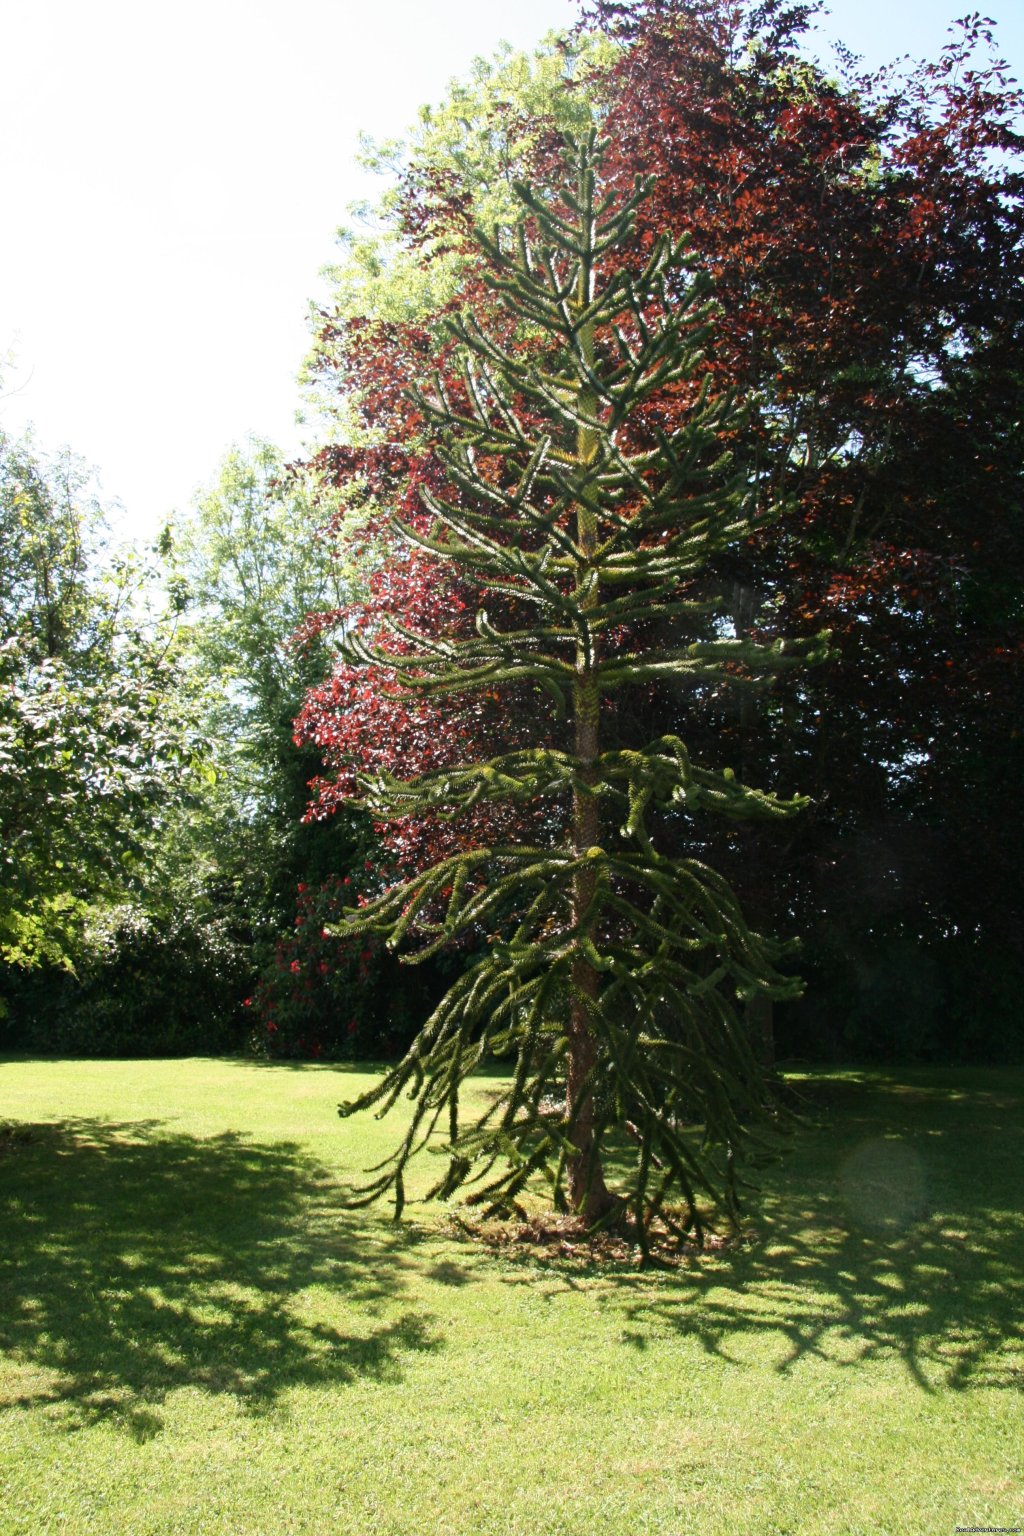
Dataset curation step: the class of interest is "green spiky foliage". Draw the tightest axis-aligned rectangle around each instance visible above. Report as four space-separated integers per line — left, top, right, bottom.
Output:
333 132 828 1247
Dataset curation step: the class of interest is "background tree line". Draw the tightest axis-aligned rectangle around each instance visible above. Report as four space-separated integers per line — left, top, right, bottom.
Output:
2 0 1020 1065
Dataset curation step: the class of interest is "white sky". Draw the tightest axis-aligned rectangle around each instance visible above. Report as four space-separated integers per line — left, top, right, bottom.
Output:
2 0 1021 544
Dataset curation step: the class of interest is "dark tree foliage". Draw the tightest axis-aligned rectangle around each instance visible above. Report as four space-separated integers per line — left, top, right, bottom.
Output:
585 0 1024 1060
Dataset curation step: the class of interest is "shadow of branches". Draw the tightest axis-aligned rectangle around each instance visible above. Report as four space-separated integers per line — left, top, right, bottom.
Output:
0 1118 440 1436
587 1073 1022 1393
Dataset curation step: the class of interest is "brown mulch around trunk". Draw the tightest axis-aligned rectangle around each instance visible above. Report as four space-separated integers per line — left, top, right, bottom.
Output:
444 1210 749 1268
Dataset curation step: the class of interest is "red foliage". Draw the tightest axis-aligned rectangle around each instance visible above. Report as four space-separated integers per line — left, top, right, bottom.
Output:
584 0 1024 782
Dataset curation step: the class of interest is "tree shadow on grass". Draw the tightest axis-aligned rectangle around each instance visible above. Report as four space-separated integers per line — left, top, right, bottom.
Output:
536 1072 1024 1394
233 1058 379 1073
0 1118 441 1437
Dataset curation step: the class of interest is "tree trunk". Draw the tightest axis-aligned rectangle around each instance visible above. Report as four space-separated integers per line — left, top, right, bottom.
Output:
567 679 613 1222
564 173 613 1225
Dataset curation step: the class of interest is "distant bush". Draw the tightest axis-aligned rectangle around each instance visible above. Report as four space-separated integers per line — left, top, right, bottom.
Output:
0 902 249 1056
778 927 1024 1065
247 878 446 1062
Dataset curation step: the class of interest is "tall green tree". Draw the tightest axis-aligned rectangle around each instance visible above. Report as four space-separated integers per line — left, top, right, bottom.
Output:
0 432 201 971
169 439 354 932
331 135 826 1243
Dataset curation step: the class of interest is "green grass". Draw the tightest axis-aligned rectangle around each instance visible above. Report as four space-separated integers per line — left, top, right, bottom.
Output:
0 1056 1021 1536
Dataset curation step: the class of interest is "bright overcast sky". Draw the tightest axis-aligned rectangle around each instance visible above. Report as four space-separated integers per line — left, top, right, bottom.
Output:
2 0 1021 544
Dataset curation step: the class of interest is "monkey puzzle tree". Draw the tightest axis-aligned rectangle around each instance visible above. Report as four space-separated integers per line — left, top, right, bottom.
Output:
332 132 826 1243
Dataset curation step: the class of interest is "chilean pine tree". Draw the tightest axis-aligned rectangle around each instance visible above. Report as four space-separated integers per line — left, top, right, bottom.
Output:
332 132 826 1247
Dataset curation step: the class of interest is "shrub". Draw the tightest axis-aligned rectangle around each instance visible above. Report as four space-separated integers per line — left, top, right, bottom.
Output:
248 878 445 1061
1 902 248 1057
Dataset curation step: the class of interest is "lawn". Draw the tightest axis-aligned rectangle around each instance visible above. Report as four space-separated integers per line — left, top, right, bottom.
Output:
0 1056 1020 1536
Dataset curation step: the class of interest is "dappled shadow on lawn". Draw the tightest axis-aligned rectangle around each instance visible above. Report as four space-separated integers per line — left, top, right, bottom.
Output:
0 1118 440 1436
534 1073 1023 1395
234 1057 519 1079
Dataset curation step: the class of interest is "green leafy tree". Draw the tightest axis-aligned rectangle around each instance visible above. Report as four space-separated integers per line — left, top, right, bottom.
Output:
331 134 826 1244
168 439 355 933
0 432 202 971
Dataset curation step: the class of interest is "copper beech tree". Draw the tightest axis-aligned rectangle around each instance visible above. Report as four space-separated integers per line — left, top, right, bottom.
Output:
323 134 826 1244
587 0 1024 1054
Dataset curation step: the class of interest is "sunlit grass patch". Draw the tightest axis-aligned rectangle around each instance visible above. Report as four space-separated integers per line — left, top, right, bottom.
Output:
0 1055 1020 1536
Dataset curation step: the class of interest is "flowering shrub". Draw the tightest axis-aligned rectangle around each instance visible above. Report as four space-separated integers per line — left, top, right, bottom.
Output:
248 877 430 1060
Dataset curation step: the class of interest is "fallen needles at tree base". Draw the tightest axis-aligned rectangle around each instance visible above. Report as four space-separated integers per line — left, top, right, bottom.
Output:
443 1208 753 1267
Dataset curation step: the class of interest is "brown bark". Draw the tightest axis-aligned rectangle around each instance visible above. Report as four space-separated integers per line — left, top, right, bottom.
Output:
563 159 614 1225
567 691 613 1222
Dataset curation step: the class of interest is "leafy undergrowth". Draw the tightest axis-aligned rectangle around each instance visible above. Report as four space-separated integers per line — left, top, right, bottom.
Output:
0 1056 1020 1536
